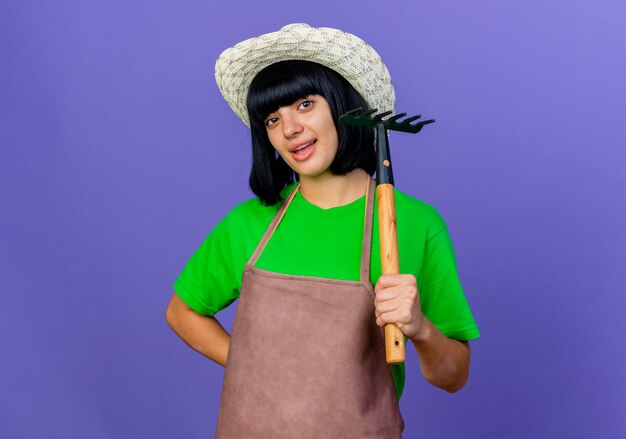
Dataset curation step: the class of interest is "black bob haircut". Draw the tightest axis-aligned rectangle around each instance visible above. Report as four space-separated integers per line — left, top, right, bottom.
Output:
246 60 375 206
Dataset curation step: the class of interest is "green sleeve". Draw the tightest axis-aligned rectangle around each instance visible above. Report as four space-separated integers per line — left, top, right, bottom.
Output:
419 224 480 340
173 214 240 316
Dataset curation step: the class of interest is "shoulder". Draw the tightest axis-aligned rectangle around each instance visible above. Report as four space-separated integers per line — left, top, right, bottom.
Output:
215 183 298 247
225 183 297 225
226 196 276 224
393 188 447 238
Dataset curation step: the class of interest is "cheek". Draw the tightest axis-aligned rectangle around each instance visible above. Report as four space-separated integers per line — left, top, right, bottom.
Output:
266 135 291 163
325 120 339 151
328 130 339 153
266 132 281 152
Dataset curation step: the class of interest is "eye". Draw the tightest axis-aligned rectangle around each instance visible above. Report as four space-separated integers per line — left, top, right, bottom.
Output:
264 116 278 127
298 99 313 110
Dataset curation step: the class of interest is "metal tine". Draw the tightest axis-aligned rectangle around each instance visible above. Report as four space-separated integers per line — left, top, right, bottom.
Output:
387 112 432 132
340 108 392 128
342 108 394 122
386 113 422 127
372 110 394 122
340 108 379 127
399 114 423 124
387 113 408 123
388 117 435 134
341 108 435 133
341 107 366 118
357 109 378 118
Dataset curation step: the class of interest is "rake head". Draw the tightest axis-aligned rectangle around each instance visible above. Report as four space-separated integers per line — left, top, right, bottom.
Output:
339 108 435 134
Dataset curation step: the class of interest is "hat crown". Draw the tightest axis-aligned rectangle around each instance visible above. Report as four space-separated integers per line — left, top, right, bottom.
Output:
280 23 311 31
214 23 395 127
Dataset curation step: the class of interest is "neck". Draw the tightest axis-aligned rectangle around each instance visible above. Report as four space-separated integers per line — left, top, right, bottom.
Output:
298 169 371 209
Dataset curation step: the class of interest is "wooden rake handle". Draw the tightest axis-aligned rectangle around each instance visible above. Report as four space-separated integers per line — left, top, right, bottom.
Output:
377 183 406 364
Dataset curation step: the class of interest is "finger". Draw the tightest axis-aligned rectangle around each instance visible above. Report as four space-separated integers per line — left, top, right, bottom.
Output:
375 284 419 306
377 311 404 327
374 286 403 304
375 298 401 315
374 274 405 291
375 273 416 292
376 308 413 327
375 297 417 325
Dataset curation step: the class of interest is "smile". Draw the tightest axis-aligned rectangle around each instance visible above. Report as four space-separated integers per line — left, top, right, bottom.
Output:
290 140 316 161
289 140 316 152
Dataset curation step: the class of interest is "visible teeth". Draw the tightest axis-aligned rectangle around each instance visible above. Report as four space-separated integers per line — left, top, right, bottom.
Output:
293 142 312 152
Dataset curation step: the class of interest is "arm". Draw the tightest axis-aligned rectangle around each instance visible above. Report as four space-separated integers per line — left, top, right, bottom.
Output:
408 317 470 393
374 274 470 393
165 292 231 367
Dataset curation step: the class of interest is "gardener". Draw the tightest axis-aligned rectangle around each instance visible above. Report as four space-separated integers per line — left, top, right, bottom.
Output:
166 23 479 438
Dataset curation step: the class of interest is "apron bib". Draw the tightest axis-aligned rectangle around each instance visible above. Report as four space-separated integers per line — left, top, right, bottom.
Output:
216 178 404 438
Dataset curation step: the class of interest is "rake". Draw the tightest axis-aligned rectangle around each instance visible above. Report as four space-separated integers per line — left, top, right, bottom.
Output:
339 108 435 364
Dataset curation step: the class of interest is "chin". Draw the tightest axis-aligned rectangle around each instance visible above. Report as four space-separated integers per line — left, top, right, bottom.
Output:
295 166 333 179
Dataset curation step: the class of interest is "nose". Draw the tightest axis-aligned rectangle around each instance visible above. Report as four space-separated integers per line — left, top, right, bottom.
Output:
281 113 303 138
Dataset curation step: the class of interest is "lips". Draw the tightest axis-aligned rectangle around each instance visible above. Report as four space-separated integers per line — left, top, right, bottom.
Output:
290 140 316 161
289 140 316 152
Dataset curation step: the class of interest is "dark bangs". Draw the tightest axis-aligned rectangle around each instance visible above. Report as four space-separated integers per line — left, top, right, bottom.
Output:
247 60 337 125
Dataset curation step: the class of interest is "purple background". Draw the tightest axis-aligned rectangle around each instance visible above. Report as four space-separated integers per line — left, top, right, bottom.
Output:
2 1 625 438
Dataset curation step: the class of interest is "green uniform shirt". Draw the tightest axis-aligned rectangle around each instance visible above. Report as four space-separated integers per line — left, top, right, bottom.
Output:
175 183 480 399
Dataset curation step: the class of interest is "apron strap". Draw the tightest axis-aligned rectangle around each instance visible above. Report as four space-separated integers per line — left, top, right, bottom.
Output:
360 177 376 283
248 183 301 267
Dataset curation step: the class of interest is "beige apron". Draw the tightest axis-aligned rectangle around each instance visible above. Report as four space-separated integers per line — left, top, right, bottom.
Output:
216 178 404 438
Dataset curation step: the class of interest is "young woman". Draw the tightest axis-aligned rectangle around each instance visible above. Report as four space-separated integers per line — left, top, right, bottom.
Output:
166 24 479 438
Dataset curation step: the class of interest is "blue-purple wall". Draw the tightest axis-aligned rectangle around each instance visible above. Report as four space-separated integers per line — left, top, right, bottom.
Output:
2 1 625 437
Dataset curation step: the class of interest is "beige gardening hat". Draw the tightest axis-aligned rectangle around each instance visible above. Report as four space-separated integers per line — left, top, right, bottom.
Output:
214 23 396 127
